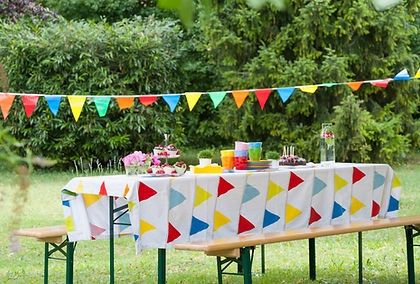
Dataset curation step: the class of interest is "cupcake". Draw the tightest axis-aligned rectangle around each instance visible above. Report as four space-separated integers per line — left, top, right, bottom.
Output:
163 164 176 175
174 161 187 174
165 144 178 156
151 165 163 174
154 145 165 156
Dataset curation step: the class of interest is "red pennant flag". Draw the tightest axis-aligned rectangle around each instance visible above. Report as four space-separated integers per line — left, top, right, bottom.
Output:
99 181 108 196
370 78 391 88
238 215 255 234
21 95 39 118
231 90 249 109
371 200 380 218
352 167 366 184
309 207 321 226
167 222 181 243
0 94 15 119
288 172 304 191
218 177 235 197
116 97 135 109
347 82 364 91
138 182 157 202
254 89 272 110
139 96 157 107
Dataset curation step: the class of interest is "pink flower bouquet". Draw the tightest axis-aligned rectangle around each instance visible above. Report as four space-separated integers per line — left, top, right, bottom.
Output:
122 151 155 175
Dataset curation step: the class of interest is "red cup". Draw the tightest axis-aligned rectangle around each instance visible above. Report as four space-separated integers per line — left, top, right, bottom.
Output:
234 156 248 170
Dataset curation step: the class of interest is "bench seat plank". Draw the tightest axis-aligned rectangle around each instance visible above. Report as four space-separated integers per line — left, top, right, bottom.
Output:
175 215 420 254
14 225 67 243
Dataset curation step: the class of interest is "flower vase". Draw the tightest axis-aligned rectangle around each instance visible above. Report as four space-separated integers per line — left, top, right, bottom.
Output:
320 123 335 165
138 161 151 174
125 164 138 175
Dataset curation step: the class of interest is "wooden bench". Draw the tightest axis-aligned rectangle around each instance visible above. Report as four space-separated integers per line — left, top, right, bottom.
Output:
14 225 75 284
175 215 420 284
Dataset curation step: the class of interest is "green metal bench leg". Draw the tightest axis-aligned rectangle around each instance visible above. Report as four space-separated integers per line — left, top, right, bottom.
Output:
44 242 49 284
241 247 252 284
261 245 265 274
109 197 114 284
65 242 74 284
309 238 315 280
358 232 363 284
405 226 415 284
217 256 223 284
158 248 166 284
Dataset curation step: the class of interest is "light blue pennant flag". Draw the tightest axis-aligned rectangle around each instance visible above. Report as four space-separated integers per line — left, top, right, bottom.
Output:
209 92 227 108
393 69 410 80
162 95 181 112
276 87 295 103
45 95 62 116
92 97 111 117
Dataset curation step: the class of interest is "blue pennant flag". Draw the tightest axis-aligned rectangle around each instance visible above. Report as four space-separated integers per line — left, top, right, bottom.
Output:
162 95 181 112
393 69 410 81
45 95 62 116
276 88 295 103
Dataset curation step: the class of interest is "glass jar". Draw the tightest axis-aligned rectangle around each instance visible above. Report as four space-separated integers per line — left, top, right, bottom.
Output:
320 123 335 165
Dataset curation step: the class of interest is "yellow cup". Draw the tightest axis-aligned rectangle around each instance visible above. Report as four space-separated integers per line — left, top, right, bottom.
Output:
220 150 234 157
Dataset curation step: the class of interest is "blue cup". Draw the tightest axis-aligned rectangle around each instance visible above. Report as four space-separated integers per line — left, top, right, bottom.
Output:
234 150 248 157
248 142 262 149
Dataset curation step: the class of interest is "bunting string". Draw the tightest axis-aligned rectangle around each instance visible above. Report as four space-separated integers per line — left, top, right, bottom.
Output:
0 68 418 121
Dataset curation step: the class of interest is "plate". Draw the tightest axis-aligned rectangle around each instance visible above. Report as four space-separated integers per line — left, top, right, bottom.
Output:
147 172 185 177
156 154 180 159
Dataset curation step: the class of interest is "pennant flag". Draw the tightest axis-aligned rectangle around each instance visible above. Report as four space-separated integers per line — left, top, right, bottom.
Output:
99 181 108 195
332 201 346 219
263 210 280 228
373 171 385 190
370 79 391 88
214 210 230 231
347 82 364 91
288 172 304 191
169 188 186 209
218 177 235 197
167 222 181 243
92 97 111 117
387 196 399 212
190 216 209 235
350 197 366 215
285 204 302 223
238 215 255 234
371 200 380 217
352 167 366 184
140 219 157 236
231 90 249 109
242 184 260 204
299 85 318 93
90 223 106 237
185 92 202 111
65 216 75 232
118 211 131 232
209 92 226 108
123 184 130 197
45 95 62 116
116 97 135 109
139 96 157 106
62 200 70 207
254 89 272 110
309 207 321 225
321 83 337 87
162 95 180 112
83 193 103 208
138 182 157 202
128 201 136 212
277 88 295 103
0 94 15 119
313 177 327 196
392 175 402 188
334 174 348 192
267 180 284 201
393 69 410 80
21 95 39 118
75 180 84 193
415 68 420 79
195 185 212 207
67 96 86 122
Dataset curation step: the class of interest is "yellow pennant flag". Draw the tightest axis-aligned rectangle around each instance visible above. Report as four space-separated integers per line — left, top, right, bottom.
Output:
299 86 318 94
415 68 420 79
67 96 86 122
185 92 202 111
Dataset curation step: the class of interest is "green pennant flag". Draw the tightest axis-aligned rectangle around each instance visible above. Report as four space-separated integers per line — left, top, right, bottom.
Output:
92 97 111 117
209 92 226 109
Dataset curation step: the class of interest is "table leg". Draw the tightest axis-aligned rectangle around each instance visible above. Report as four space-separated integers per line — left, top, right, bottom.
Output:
405 226 415 284
241 247 252 284
109 197 114 284
44 242 49 284
158 248 166 284
358 232 363 284
309 238 315 280
66 241 74 284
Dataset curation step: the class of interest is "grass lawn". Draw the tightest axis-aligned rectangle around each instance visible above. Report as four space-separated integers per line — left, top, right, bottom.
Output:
0 162 419 283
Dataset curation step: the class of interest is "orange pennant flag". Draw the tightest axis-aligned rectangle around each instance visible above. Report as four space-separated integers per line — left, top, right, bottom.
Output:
347 81 364 91
116 97 135 109
231 90 249 109
254 89 272 110
21 95 39 118
0 94 15 120
139 96 157 107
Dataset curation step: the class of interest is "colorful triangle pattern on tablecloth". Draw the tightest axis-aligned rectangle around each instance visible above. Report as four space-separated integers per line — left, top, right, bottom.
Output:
373 171 385 190
214 210 230 231
238 215 255 234
288 172 304 191
134 234 139 241
392 175 402 188
332 201 345 219
263 209 280 228
285 204 302 223
387 196 399 212
90 223 106 237
138 182 157 202
334 174 348 192
118 211 131 232
371 200 380 217
128 201 136 211
140 219 157 236
267 180 284 201
76 180 84 193
218 177 235 197
62 200 70 207
352 167 366 184
190 216 209 236
123 184 130 197
99 181 108 195
169 188 186 209
167 222 181 243
83 193 103 208
309 207 321 225
65 216 75 232
195 185 212 207
242 184 260 204
350 197 366 215
313 176 326 196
